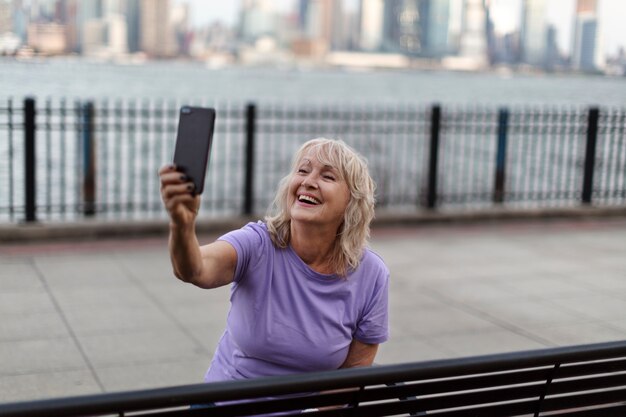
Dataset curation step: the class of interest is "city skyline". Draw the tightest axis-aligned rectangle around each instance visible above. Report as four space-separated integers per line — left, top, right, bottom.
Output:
179 0 625 56
2 0 624 74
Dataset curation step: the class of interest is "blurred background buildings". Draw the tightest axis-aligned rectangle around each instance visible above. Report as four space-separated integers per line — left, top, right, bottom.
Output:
0 0 624 75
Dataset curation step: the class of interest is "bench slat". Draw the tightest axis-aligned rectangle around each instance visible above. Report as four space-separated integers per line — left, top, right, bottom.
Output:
541 388 626 413
548 373 626 396
556 358 626 379
341 396 539 417
540 403 626 417
360 368 552 400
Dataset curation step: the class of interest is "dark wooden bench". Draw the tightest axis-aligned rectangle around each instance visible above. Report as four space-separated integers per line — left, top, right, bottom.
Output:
1 340 626 416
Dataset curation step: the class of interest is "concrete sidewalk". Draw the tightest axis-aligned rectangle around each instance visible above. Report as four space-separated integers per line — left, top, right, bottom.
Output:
1 217 626 403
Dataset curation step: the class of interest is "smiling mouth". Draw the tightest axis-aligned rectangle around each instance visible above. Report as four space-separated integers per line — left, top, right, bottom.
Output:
298 195 322 205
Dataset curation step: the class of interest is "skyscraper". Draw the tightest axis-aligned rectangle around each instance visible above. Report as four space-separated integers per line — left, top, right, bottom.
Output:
298 0 309 31
572 0 603 72
452 0 489 68
302 0 344 51
576 0 598 13
359 0 384 51
140 0 176 58
382 0 425 55
424 0 451 57
126 0 141 53
0 1 12 33
239 0 275 41
520 0 547 67
76 0 102 53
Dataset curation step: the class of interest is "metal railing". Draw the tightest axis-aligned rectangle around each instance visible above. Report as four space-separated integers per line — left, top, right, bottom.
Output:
0 340 625 416
1 97 625 223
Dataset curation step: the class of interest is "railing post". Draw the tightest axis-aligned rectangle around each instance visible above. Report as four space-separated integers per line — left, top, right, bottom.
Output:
582 107 599 205
83 101 96 216
424 104 441 210
494 107 509 204
244 103 256 216
24 97 36 223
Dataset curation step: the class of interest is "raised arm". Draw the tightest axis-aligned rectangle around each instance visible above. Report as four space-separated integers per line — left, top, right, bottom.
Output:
159 164 236 289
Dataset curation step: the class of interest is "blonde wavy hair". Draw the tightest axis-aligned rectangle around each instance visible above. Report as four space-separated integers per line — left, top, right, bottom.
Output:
265 138 376 277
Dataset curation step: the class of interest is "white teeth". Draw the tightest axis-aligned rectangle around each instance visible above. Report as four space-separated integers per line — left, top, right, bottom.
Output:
298 195 321 205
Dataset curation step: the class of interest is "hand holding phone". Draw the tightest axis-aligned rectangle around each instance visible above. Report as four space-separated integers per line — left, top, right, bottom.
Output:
172 106 216 195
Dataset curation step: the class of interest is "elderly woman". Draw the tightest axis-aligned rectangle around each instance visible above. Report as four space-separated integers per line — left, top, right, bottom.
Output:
159 138 389 383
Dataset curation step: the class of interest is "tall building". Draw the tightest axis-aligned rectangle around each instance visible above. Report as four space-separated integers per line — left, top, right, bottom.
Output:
239 0 276 41
10 0 28 43
424 0 451 57
520 0 548 67
544 24 560 71
126 0 141 52
78 0 129 57
382 0 426 55
76 0 102 53
302 0 344 51
329 0 345 50
454 0 489 67
446 0 464 54
359 0 384 51
59 0 80 53
106 13 128 55
576 0 598 13
27 22 67 54
140 0 176 58
0 1 12 33
171 2 189 55
82 17 106 55
572 0 603 72
298 0 309 32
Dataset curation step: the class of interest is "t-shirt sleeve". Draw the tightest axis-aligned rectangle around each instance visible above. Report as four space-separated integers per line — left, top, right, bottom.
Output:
217 222 266 284
354 264 390 345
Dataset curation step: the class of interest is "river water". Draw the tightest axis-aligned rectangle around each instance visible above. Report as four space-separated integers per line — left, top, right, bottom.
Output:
2 57 626 106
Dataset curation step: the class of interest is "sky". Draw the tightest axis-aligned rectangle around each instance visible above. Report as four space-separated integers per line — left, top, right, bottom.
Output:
178 0 626 56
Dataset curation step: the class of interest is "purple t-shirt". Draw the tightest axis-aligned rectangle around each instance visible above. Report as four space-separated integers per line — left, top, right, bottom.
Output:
204 221 389 382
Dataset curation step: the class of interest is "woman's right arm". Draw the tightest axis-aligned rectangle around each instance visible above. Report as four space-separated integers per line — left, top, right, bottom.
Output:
159 165 237 289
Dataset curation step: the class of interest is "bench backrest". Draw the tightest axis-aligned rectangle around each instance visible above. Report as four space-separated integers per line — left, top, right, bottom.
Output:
1 340 626 416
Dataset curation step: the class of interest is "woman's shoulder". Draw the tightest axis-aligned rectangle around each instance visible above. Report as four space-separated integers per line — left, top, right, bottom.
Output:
242 220 269 234
220 220 271 247
358 247 390 278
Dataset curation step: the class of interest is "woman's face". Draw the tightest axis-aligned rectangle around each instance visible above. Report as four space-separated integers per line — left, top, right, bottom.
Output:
288 151 350 231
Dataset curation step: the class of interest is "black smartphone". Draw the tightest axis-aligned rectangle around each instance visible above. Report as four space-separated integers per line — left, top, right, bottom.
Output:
172 106 216 195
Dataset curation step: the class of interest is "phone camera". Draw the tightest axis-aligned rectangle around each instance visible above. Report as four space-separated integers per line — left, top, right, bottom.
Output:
181 107 192 114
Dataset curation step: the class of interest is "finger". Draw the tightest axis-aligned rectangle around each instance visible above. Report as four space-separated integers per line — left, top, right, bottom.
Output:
158 164 177 175
160 172 190 187
161 182 195 200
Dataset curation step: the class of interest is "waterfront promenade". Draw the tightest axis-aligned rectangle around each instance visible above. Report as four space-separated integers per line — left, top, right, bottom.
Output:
1 216 626 404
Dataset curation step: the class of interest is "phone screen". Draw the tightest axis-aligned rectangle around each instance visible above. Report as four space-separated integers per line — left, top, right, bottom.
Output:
172 106 216 195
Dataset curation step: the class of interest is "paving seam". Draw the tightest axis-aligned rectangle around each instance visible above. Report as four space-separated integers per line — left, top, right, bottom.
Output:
418 287 559 348
0 366 90 378
115 257 213 357
29 258 107 392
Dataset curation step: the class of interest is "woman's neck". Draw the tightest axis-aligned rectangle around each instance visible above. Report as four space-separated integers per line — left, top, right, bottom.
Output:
290 221 337 274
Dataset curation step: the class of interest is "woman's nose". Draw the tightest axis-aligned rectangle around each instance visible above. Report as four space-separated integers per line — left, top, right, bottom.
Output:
301 174 318 188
